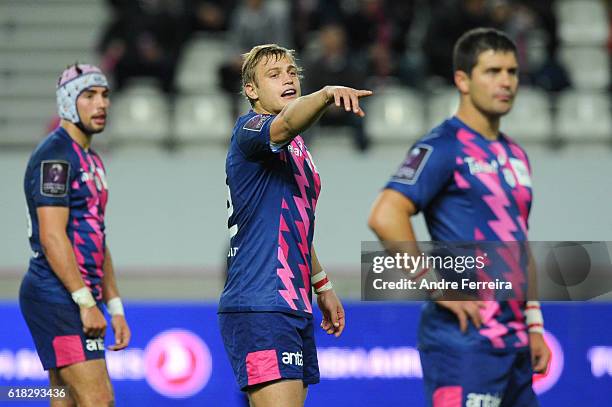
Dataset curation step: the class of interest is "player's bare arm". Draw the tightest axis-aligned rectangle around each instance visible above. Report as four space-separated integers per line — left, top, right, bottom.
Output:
368 189 418 244
102 246 130 351
37 206 106 338
311 246 345 337
368 189 484 332
270 86 372 145
525 247 550 372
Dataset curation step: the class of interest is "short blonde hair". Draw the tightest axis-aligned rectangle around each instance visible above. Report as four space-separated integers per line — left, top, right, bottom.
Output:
241 44 302 106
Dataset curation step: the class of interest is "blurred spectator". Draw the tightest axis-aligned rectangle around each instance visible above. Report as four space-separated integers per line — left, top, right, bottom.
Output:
304 23 370 151
343 0 415 86
185 0 237 33
423 0 570 91
291 0 345 52
496 0 570 91
219 0 292 116
423 0 494 85
98 0 189 94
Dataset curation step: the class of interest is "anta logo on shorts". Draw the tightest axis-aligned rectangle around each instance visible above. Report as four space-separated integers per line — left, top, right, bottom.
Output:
466 392 501 407
85 338 105 351
281 351 303 367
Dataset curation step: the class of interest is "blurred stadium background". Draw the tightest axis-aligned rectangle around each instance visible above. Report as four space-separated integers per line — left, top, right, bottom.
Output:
0 0 611 405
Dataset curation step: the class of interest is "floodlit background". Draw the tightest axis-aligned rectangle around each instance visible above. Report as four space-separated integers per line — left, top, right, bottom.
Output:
0 0 611 406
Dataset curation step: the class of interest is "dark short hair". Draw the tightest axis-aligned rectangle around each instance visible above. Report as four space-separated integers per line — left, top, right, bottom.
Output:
453 28 517 75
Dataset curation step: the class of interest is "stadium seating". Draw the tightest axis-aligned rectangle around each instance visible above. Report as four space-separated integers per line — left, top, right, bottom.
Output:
561 47 610 90
0 0 610 149
174 94 233 144
0 0 107 147
426 87 459 130
108 90 170 144
176 35 228 93
364 86 425 142
556 0 609 46
501 88 553 142
556 91 612 142
0 1 106 25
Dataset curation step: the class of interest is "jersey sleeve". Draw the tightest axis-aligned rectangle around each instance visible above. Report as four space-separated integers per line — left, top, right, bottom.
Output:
385 133 456 212
30 144 77 207
235 113 287 159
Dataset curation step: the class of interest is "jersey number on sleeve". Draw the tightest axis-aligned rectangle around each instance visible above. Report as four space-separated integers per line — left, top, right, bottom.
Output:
226 183 238 239
26 204 33 238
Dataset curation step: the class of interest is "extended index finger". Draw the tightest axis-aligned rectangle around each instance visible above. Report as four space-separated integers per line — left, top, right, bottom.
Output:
356 89 373 98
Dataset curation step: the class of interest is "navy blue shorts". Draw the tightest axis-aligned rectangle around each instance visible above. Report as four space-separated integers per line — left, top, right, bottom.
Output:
19 294 105 370
420 348 538 407
218 312 320 391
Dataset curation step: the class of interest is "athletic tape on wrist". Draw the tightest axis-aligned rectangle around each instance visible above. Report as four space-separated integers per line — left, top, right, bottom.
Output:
71 287 96 308
411 267 442 299
106 297 125 316
525 300 544 333
311 271 333 294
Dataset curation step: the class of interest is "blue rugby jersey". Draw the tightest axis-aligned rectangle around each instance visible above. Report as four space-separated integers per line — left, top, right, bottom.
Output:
386 116 533 351
23 126 108 303
220 111 321 317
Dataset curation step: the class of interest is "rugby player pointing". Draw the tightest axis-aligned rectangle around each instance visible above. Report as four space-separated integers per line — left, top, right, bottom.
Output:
219 44 371 407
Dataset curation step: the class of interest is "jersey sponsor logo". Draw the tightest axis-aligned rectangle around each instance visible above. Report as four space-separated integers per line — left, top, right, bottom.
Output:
509 158 531 187
40 161 70 197
281 351 303 367
25 203 33 239
287 143 304 158
94 167 108 191
464 157 499 175
502 168 516 188
243 114 271 132
466 392 501 407
392 145 432 185
85 338 105 352
80 167 108 192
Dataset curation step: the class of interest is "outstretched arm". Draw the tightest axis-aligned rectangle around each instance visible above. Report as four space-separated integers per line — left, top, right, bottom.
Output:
270 86 372 145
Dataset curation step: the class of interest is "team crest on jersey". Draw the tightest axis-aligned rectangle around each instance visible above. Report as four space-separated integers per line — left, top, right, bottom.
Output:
40 160 70 197
392 145 432 185
243 114 271 132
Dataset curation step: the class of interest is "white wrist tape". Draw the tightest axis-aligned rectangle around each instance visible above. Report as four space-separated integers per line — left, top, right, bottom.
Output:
71 287 96 308
106 297 125 316
311 271 333 294
411 267 442 299
525 301 544 333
